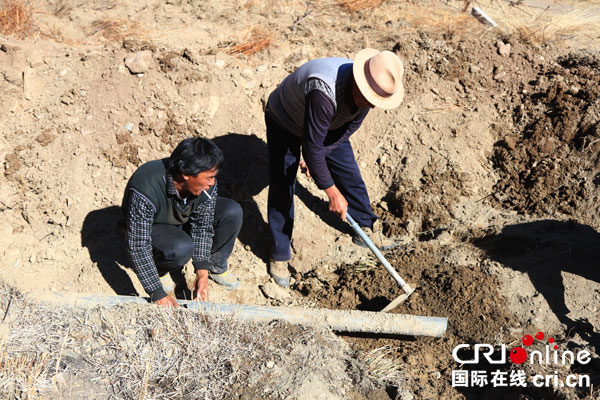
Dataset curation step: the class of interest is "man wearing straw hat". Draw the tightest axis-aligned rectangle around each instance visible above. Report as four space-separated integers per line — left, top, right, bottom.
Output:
265 48 405 287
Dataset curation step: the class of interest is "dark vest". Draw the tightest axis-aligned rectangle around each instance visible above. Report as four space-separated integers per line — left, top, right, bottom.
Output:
266 57 364 137
122 158 215 226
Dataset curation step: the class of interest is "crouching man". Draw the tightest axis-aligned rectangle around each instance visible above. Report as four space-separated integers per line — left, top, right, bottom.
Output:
122 137 243 306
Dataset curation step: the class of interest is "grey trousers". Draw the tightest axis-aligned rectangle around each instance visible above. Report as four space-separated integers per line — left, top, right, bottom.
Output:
150 197 243 275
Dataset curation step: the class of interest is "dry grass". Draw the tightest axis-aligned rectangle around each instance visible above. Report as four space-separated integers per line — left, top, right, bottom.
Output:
331 0 488 38
39 23 68 43
424 0 600 45
353 255 378 272
500 7 600 46
87 18 149 42
340 0 600 45
0 348 52 398
338 0 385 13
363 346 404 387
0 0 35 38
402 7 484 36
228 27 273 56
0 281 379 399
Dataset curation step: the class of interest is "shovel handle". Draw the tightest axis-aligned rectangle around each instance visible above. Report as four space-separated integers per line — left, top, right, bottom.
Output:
346 214 411 293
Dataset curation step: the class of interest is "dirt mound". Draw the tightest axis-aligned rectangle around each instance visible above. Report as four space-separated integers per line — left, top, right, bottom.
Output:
375 33 550 241
297 242 512 341
296 237 599 399
296 241 517 398
379 160 467 240
491 53 600 219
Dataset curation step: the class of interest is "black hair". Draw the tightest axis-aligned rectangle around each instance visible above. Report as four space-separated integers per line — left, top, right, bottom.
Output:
169 137 223 176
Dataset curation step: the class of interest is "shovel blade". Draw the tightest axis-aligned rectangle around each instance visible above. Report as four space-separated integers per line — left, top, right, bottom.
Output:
380 285 416 313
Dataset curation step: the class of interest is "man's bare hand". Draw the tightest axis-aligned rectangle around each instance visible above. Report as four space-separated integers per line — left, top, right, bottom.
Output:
194 270 209 301
156 295 179 307
324 185 348 220
299 159 311 178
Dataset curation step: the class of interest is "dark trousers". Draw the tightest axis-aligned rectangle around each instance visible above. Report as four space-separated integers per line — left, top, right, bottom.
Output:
266 112 377 261
150 197 243 275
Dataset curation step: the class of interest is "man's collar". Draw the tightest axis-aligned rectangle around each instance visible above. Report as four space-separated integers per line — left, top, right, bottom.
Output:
166 171 182 199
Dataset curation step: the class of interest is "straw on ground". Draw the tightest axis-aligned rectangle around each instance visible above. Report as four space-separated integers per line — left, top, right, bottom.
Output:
0 0 35 38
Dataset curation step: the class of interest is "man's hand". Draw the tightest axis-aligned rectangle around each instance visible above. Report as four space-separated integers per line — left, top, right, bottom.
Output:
155 295 179 307
194 270 209 301
299 159 311 178
324 185 348 219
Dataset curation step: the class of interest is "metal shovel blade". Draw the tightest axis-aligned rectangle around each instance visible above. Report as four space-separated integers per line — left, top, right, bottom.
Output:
381 284 416 313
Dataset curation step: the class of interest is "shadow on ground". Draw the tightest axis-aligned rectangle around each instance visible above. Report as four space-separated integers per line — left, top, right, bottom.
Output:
473 219 600 355
81 206 138 296
213 133 348 263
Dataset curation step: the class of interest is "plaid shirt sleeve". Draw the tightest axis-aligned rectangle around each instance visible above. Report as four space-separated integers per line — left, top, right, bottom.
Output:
125 190 167 301
189 181 217 271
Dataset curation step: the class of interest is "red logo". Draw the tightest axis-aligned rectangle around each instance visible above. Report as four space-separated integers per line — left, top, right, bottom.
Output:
509 331 559 364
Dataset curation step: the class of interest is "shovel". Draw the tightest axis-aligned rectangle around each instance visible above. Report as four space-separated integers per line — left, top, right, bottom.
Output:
347 214 415 312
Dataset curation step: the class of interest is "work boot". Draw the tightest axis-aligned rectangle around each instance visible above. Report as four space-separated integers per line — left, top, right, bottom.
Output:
352 220 396 250
269 259 291 288
209 269 240 290
159 273 176 292
160 269 190 298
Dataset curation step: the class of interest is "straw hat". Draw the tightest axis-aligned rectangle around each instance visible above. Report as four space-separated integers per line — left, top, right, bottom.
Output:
353 48 404 110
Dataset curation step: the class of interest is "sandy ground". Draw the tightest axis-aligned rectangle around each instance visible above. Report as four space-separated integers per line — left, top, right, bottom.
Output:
1 0 600 398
